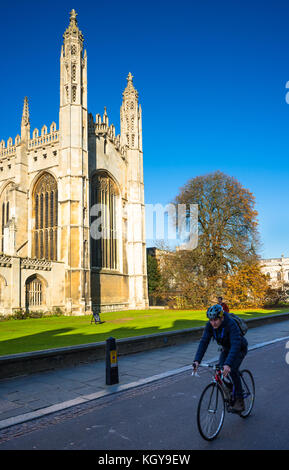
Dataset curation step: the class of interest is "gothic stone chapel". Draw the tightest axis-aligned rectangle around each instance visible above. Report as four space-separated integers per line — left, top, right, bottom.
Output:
0 10 148 315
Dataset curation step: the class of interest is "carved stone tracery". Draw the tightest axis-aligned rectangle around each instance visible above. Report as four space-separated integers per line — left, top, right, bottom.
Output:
91 173 119 270
32 173 58 261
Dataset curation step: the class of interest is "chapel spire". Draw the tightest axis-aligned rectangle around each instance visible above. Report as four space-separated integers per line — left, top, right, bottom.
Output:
70 8 78 25
21 96 30 127
120 73 142 150
122 72 139 101
63 9 84 50
21 96 30 141
60 10 87 107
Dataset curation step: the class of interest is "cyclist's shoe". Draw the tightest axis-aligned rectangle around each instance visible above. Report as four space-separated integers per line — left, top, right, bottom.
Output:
231 398 245 413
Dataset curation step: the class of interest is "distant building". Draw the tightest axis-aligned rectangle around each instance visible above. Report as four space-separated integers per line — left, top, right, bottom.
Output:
147 247 168 269
148 248 289 291
260 255 289 289
147 246 176 276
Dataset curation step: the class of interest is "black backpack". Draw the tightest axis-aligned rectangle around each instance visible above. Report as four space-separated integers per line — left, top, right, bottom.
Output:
228 312 248 336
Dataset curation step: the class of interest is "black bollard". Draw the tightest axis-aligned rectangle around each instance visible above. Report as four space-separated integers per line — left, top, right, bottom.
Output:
106 336 119 385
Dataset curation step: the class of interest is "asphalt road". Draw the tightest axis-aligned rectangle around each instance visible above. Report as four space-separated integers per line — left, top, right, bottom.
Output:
0 339 288 452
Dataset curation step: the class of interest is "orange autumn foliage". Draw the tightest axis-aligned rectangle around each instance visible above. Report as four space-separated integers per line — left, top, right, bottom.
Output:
223 263 269 308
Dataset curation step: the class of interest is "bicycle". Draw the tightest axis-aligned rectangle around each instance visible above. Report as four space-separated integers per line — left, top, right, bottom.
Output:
193 363 255 441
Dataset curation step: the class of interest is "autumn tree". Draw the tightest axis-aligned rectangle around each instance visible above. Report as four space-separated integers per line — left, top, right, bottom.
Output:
157 248 216 308
163 171 261 307
174 171 260 276
223 263 269 308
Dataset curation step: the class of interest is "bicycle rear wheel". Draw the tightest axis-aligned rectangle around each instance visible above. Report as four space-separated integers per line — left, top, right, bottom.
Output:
197 383 225 441
239 369 255 418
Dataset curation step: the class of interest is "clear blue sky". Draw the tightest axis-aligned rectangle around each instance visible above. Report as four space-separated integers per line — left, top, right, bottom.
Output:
1 0 289 259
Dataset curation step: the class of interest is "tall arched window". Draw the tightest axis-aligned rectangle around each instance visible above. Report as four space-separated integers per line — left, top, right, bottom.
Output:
0 183 13 253
0 276 5 304
90 172 119 270
32 173 58 260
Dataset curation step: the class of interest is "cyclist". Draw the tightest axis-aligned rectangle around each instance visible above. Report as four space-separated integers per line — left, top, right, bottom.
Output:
217 296 229 313
193 304 248 412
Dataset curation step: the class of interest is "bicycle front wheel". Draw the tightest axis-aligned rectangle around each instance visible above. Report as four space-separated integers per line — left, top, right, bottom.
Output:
197 383 225 441
239 369 255 418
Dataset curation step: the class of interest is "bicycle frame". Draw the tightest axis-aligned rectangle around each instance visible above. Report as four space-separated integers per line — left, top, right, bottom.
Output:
196 363 252 407
200 364 229 387
195 364 235 407
213 368 223 385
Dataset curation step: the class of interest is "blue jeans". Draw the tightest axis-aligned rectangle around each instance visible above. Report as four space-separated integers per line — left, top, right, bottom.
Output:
218 348 247 398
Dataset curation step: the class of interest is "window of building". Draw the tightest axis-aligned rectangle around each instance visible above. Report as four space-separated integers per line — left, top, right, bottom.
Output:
25 276 43 309
0 277 3 304
32 173 58 260
0 183 12 253
90 172 119 270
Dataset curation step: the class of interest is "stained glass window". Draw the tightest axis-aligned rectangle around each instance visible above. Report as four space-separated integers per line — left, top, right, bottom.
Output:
90 172 118 270
32 173 58 260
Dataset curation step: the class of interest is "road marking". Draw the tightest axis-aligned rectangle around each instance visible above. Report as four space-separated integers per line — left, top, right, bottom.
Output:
247 336 289 351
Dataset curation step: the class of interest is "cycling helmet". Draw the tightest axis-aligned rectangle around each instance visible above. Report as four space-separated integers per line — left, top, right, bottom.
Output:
207 304 224 320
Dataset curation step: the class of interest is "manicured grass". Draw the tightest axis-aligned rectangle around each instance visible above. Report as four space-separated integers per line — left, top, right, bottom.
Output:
0 307 288 356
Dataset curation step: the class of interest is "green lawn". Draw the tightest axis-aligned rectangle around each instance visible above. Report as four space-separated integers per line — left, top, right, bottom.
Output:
0 307 288 356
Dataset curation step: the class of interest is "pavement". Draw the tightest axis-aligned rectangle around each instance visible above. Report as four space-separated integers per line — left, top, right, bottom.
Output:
0 319 289 431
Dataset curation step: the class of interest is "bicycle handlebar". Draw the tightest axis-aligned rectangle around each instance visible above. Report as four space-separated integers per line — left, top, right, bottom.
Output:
193 363 224 371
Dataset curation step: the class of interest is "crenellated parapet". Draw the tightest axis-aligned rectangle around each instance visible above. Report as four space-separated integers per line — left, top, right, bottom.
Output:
28 122 59 150
0 122 59 158
0 138 17 158
89 110 127 158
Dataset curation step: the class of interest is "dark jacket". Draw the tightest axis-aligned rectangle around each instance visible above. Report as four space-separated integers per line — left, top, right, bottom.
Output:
194 312 248 367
